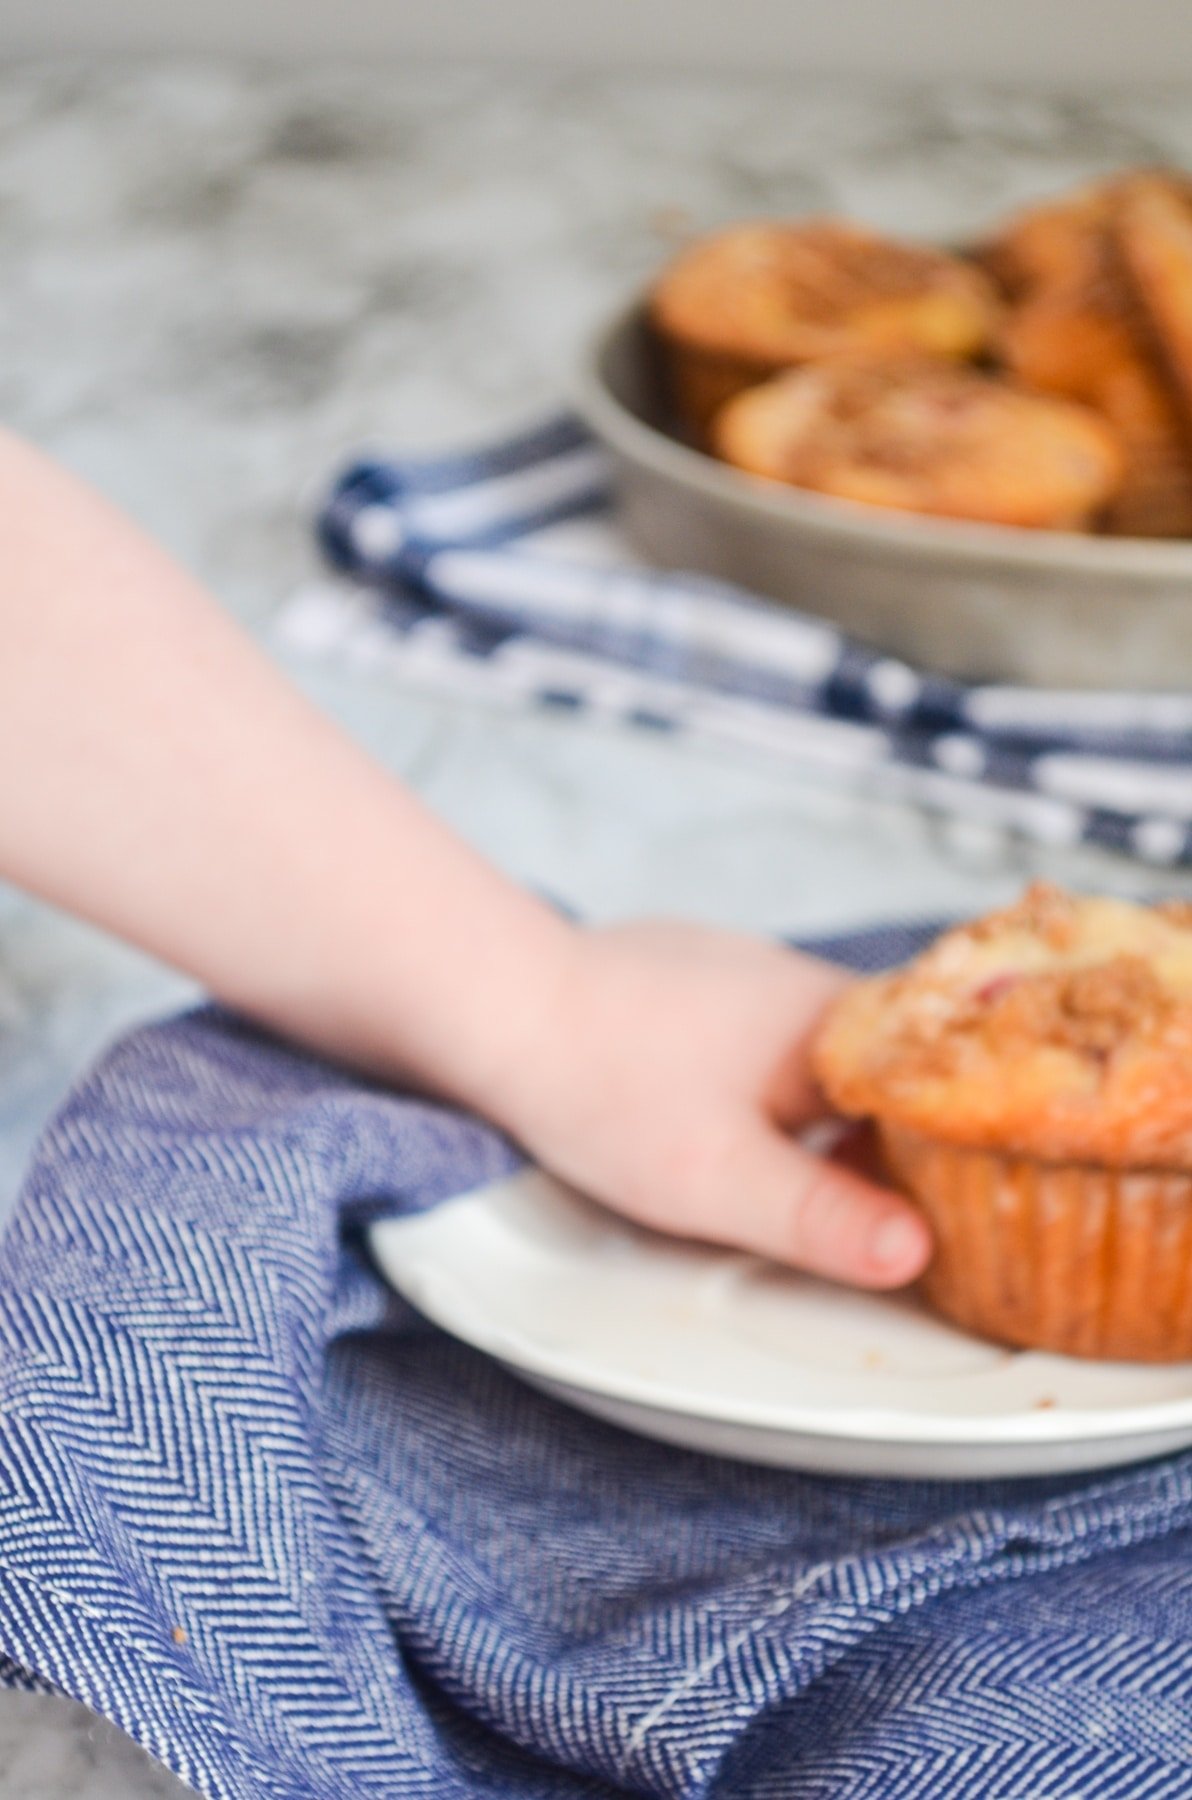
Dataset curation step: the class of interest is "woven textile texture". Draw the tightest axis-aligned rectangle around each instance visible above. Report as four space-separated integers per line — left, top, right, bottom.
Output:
3 927 1192 1797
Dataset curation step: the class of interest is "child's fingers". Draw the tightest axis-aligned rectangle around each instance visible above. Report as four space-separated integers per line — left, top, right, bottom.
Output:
716 1124 932 1288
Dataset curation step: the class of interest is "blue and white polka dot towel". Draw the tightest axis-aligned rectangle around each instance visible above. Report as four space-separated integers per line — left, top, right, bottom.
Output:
294 411 1192 866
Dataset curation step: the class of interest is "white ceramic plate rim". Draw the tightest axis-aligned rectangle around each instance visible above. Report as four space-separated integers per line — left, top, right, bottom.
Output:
369 1172 1192 1453
572 296 1192 578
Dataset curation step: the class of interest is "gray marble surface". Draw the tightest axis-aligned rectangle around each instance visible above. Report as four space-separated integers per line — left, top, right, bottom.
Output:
3 57 1192 1797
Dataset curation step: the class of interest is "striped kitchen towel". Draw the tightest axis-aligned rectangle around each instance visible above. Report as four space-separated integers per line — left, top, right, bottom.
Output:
295 411 1192 866
6 924 1192 1799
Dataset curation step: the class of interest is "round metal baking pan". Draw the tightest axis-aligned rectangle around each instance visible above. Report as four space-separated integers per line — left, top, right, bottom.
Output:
573 299 1192 689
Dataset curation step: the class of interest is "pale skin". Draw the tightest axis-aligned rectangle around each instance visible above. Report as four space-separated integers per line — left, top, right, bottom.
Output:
0 429 930 1288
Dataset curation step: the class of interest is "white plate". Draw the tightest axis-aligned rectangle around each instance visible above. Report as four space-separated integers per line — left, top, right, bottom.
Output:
368 1168 1192 1480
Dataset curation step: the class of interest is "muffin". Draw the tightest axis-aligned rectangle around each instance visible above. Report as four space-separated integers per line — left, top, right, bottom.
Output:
1000 288 1192 537
813 883 1192 1361
711 357 1123 530
649 219 998 441
976 174 1122 301
978 169 1192 300
1115 173 1192 433
985 169 1192 536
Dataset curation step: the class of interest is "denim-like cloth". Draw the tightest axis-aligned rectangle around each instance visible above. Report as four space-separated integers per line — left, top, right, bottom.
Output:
313 413 1192 869
4 926 1192 1798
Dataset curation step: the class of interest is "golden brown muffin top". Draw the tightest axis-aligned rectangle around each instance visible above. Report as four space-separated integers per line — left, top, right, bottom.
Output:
1115 174 1192 427
711 358 1123 530
997 286 1192 537
814 883 1192 1166
649 219 997 368
986 169 1192 538
976 168 1192 302
976 178 1116 301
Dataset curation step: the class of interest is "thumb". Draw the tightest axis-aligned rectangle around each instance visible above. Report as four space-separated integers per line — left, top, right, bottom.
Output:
712 1121 932 1289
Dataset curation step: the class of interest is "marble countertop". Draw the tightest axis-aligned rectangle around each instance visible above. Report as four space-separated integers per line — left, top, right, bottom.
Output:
3 56 1192 1797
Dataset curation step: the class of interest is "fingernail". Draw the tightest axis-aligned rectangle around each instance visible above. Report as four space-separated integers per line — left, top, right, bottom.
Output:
868 1210 926 1275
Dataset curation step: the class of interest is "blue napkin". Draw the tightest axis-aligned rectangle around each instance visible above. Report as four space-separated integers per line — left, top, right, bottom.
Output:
4 925 1192 1800
310 412 1192 869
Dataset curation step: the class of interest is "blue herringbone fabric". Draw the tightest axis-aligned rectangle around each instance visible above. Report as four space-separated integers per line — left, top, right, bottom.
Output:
5 929 1192 1797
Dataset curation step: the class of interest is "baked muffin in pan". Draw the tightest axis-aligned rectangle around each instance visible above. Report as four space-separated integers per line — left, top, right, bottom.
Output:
712 357 1122 530
649 218 998 441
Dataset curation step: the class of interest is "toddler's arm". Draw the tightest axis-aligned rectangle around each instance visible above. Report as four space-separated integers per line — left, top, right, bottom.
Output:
0 429 928 1287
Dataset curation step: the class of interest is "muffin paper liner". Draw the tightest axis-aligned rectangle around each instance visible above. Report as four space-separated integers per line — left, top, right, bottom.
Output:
880 1121 1192 1361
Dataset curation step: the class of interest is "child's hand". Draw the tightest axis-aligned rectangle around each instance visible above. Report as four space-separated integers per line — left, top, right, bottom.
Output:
487 922 932 1289
0 431 927 1294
